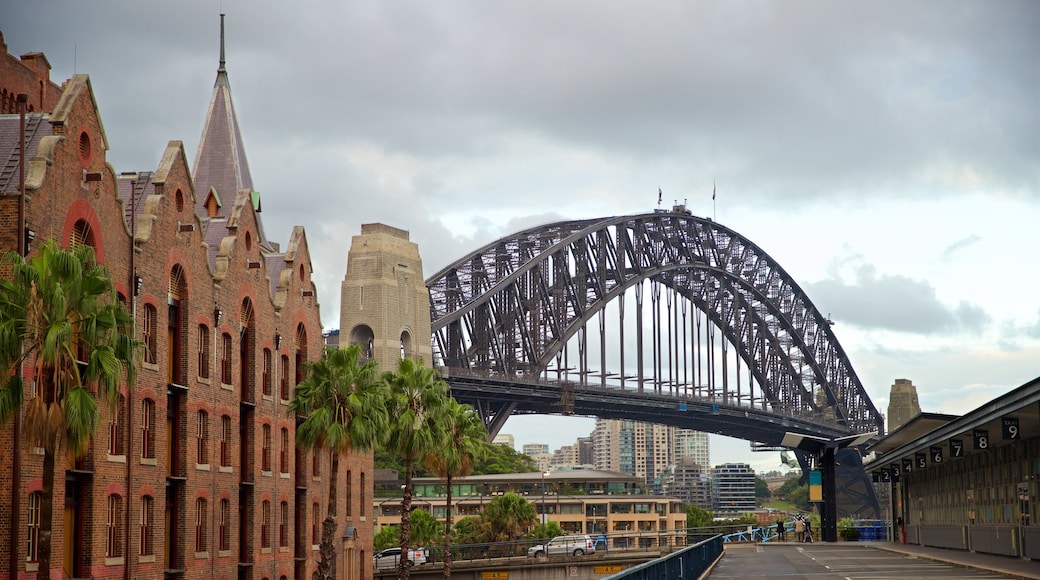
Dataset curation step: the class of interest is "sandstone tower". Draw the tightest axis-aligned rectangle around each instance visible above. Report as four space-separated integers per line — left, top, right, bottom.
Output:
887 378 922 432
340 223 433 369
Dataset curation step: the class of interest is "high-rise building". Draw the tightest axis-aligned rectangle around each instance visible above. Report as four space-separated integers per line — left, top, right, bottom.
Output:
712 463 756 514
593 419 710 487
523 443 550 456
492 433 515 449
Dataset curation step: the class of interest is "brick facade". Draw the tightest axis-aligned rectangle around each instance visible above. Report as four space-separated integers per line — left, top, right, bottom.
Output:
0 31 371 580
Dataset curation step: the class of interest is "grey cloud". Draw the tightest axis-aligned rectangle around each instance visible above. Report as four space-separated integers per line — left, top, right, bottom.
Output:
804 264 990 334
942 235 982 259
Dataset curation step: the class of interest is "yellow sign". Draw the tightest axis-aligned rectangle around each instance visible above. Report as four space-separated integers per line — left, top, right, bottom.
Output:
481 573 509 580
594 565 624 573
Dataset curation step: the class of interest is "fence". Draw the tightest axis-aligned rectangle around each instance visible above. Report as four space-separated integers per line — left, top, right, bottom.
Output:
601 535 723 580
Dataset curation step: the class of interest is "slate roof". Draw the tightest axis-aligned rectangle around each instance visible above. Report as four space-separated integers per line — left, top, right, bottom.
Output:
0 113 53 194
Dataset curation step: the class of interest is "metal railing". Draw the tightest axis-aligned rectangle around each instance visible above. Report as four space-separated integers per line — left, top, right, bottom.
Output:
601 534 723 580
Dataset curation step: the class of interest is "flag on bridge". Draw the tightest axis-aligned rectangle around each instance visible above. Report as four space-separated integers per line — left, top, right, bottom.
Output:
658 187 662 204
712 181 716 201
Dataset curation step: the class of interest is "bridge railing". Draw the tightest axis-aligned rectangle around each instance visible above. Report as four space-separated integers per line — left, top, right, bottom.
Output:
601 534 723 580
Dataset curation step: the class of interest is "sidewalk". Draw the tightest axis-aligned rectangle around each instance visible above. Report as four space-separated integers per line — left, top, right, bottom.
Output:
862 541 1040 580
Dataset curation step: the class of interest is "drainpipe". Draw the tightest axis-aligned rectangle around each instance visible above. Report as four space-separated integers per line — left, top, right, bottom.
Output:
11 92 28 580
125 177 137 580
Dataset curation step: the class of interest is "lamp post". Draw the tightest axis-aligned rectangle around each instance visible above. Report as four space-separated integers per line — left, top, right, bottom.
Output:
541 470 550 525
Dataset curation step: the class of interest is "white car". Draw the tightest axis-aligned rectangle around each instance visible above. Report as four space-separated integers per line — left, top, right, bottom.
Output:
373 547 427 569
527 534 596 558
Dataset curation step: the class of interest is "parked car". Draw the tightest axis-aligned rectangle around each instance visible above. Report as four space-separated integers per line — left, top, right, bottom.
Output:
373 547 428 569
527 534 596 558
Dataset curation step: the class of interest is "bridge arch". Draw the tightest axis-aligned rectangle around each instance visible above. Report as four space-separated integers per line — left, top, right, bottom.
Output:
427 211 883 438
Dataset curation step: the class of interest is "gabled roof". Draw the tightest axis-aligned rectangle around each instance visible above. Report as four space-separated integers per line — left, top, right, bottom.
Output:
0 113 54 194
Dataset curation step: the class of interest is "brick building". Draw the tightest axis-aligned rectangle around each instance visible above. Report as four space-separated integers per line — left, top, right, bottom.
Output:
0 21 371 580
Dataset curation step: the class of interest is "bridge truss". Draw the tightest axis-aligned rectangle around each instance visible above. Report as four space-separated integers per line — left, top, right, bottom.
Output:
427 210 884 444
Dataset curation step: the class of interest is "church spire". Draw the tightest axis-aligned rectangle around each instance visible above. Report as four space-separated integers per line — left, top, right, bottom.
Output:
193 13 258 229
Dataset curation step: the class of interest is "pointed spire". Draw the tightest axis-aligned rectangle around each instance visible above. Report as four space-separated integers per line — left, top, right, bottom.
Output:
219 13 226 74
193 13 258 235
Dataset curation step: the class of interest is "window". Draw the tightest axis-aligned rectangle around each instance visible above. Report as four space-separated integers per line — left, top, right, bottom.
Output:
279 428 289 474
197 411 209 465
312 451 320 478
220 333 232 385
140 496 154 556
109 395 126 456
141 399 156 460
107 494 123 558
219 499 231 552
195 498 208 552
198 325 210 379
279 354 290 400
360 472 366 519
220 415 231 467
346 470 352 517
261 500 271 549
311 502 320 544
143 304 157 364
261 424 271 472
279 501 289 547
262 349 272 396
27 491 41 562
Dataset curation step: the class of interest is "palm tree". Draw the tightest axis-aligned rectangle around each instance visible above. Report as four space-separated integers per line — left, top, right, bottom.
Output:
482 493 537 546
0 241 138 580
425 398 486 579
383 357 447 580
288 344 385 580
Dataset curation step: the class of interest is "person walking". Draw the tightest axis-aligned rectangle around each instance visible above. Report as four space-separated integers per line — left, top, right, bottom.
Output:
776 517 786 542
794 517 804 542
804 518 813 543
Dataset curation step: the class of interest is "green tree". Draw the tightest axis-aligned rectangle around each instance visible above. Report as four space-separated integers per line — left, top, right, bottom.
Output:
482 492 537 543
409 508 443 547
472 442 537 474
425 398 486 579
288 344 385 580
755 476 771 504
686 505 714 528
449 516 483 546
383 358 448 579
0 241 138 580
527 521 564 541
374 524 401 551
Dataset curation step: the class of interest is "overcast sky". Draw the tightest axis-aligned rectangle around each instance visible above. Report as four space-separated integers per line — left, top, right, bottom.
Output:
3 1 1037 473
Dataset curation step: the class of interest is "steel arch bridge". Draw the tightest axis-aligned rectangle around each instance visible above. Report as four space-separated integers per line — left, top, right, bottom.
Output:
426 210 885 513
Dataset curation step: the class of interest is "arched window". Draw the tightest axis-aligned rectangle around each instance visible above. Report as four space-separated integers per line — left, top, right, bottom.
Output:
261 424 271 472
279 501 289 547
221 333 232 384
198 324 211 379
279 354 290 400
70 219 94 248
108 395 126 456
141 399 156 460
262 348 272 396
140 495 155 556
27 491 42 562
197 411 209 466
311 502 320 545
195 498 208 553
143 304 157 365
280 428 289 474
219 499 231 552
261 500 271 549
107 494 123 558
220 415 231 467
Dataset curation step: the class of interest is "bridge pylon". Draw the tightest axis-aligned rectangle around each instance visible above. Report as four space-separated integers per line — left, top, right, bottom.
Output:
340 223 432 368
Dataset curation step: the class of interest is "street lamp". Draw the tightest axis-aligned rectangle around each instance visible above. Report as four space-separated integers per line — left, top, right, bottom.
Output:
541 470 550 525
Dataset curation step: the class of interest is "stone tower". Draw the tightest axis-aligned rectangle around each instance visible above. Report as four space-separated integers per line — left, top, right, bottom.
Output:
340 223 433 370
887 378 922 432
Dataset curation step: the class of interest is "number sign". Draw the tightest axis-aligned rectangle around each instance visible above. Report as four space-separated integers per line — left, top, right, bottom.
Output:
903 458 913 473
881 468 892 483
915 453 927 469
973 429 989 450
890 464 900 483
930 446 943 464
1002 417 1020 440
949 439 964 458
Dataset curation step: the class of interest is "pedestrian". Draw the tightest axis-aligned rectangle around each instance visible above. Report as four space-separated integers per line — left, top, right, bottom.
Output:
776 517 786 541
804 519 813 543
794 517 804 542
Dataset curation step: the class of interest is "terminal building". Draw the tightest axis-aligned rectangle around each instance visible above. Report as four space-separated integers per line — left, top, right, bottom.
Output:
865 375 1039 561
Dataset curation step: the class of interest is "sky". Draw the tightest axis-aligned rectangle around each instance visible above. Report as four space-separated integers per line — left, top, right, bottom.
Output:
3 1 1038 474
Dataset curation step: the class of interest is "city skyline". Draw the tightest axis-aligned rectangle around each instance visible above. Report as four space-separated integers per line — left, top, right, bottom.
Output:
3 1 1037 474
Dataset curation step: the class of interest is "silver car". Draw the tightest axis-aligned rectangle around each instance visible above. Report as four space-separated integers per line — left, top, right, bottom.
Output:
527 534 596 558
373 547 427 569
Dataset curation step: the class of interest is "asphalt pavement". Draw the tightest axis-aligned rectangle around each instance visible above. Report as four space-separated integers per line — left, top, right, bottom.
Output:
709 542 1040 580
